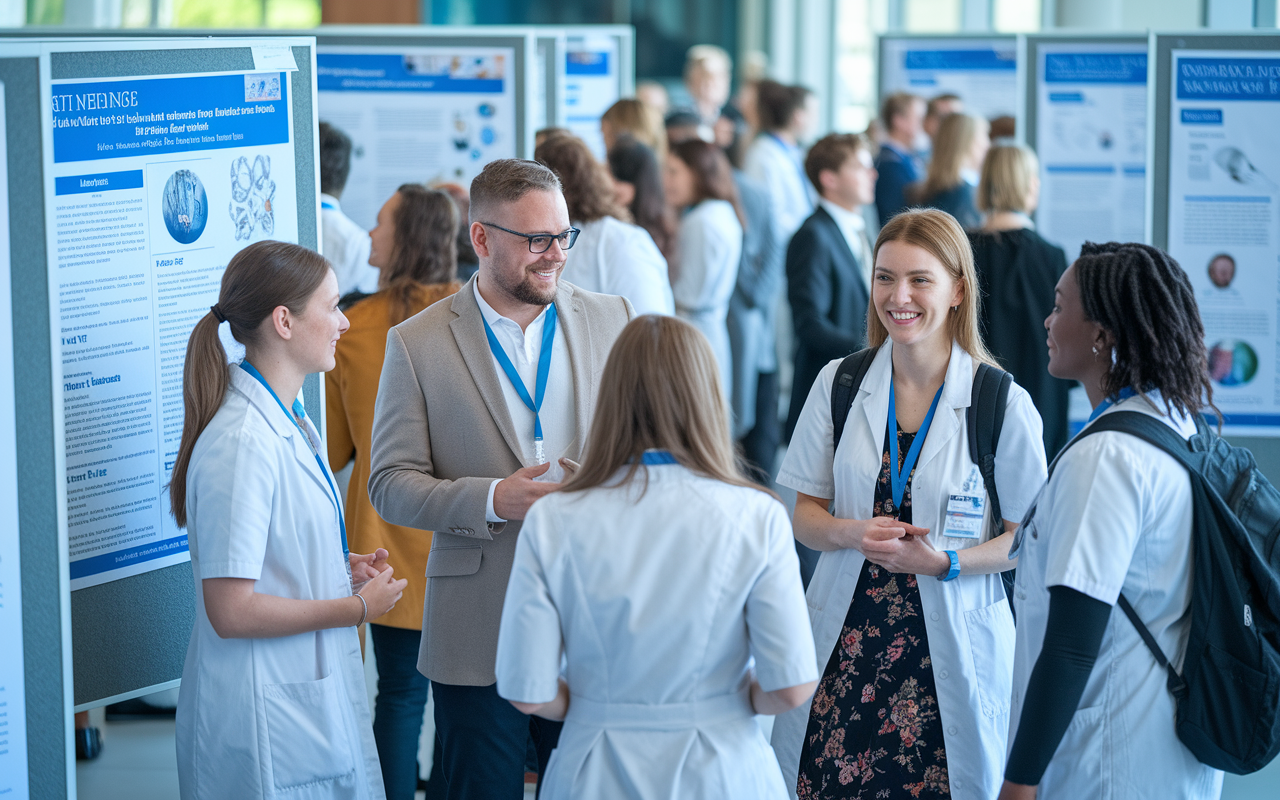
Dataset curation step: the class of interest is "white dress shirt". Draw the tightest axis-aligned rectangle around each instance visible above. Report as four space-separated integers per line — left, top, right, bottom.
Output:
320 193 379 295
818 197 874 290
474 281 575 523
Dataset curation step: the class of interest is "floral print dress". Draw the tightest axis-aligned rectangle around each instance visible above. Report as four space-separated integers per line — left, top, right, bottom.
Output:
796 426 950 799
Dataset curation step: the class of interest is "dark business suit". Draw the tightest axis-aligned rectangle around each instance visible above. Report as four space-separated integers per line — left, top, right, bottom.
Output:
784 205 870 442
873 142 923 228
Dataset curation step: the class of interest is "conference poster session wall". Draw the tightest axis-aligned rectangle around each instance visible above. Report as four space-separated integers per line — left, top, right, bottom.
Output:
878 34 1018 119
561 26 635 158
1022 35 1149 263
1152 32 1280 436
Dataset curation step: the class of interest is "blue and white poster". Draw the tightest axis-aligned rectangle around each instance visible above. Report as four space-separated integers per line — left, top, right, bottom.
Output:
316 46 517 230
44 61 301 589
563 35 620 159
1035 43 1148 262
879 37 1018 120
1167 50 1280 433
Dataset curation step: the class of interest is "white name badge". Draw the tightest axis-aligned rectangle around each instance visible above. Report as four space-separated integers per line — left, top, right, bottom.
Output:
944 465 987 539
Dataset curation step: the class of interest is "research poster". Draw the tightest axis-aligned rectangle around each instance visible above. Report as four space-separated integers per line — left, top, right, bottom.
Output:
0 83 31 800
563 34 621 159
1167 49 1280 433
1035 43 1148 262
46 56 302 589
879 37 1018 119
317 45 518 230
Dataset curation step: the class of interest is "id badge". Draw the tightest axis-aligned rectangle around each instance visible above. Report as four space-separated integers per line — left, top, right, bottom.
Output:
944 465 986 539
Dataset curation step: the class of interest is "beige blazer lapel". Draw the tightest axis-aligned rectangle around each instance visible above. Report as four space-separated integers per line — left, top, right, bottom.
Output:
448 278 529 468
554 281 594 452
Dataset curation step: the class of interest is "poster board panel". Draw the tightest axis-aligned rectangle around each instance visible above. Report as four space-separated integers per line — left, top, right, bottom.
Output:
878 34 1019 120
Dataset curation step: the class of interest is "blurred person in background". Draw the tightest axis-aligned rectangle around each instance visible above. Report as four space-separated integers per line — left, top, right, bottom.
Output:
682 44 743 145
606 135 678 271
969 143 1071 457
320 121 379 296
601 98 667 162
922 93 963 160
989 116 1017 141
744 80 816 250
327 184 462 800
911 112 990 229
666 139 744 395
536 134 673 315
873 92 926 227
534 127 571 149
433 182 480 283
636 79 670 118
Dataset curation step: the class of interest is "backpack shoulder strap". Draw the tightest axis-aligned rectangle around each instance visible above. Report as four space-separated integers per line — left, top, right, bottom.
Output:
967 363 1014 532
831 346 881 452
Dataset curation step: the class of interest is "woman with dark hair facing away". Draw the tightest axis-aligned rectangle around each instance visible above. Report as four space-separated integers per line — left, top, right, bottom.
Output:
326 184 461 800
494 315 818 799
666 138 744 396
969 143 1072 457
772 209 1047 800
607 134 677 269
536 133 674 316
911 112 990 229
1000 243 1225 800
173 241 407 800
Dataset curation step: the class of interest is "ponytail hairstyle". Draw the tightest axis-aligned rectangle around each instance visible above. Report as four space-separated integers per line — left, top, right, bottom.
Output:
169 240 332 527
1073 241 1216 421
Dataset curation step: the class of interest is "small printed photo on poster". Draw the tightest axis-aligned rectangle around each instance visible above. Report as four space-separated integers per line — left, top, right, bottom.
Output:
1207 252 1236 289
1209 339 1258 387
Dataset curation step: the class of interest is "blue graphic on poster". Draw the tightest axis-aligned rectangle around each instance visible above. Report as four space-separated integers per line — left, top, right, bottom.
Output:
161 169 207 244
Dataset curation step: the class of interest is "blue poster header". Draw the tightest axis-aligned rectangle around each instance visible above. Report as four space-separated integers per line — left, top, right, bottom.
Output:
317 53 505 93
55 170 143 195
52 72 289 164
1045 52 1147 84
566 51 610 76
1176 57 1280 101
1181 108 1223 124
904 49 1016 72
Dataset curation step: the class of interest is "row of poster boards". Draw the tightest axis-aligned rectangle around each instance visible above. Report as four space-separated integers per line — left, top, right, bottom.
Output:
880 31 1280 436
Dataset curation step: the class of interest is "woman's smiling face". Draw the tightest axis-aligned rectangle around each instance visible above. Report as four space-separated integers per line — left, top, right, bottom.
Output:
872 240 963 350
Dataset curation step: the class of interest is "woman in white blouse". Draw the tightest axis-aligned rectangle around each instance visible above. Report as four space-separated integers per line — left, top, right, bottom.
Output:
495 314 818 800
665 139 744 395
772 209 1047 800
534 133 673 315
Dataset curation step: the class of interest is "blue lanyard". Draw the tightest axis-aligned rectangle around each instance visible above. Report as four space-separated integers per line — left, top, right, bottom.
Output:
769 133 813 210
640 450 678 465
238 362 348 556
320 200 337 211
1087 386 1139 423
481 303 558 463
887 378 945 514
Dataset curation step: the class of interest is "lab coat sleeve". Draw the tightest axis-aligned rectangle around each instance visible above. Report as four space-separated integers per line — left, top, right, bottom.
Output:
776 359 839 499
192 423 277 580
672 213 712 313
1041 434 1146 604
495 500 564 704
367 326 499 538
746 500 821 691
607 224 674 316
992 386 1048 525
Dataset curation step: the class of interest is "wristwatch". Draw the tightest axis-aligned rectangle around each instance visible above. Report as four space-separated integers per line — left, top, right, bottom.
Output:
937 550 961 582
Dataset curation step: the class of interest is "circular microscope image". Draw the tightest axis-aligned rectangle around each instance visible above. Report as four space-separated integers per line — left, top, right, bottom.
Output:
1209 340 1259 387
162 169 209 244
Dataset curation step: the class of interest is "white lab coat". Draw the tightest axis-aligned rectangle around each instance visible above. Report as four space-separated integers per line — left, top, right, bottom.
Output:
673 199 741 394
562 216 674 316
321 194 379 296
743 134 814 248
772 341 1047 800
495 462 819 800
1008 392 1224 799
176 366 383 800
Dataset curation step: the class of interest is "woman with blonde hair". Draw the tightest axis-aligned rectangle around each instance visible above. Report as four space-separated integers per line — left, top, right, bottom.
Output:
771 208 1047 799
969 143 1071 457
494 315 818 800
912 112 990 228
326 183 461 799
601 97 667 162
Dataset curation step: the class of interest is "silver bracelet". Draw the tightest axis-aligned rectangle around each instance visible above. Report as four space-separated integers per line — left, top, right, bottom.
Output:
354 593 368 627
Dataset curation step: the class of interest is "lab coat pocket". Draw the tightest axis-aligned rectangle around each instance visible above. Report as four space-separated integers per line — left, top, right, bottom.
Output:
963 598 1015 718
425 545 482 577
262 671 357 790
1040 705 1108 798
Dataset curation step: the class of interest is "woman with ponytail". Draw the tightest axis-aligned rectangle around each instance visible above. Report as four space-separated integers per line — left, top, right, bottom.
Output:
172 240 406 800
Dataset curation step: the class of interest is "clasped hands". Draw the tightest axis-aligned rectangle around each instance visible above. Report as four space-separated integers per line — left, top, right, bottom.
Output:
856 516 951 578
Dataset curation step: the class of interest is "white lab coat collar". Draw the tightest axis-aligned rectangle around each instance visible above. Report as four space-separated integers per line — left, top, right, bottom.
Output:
320 192 341 211
857 339 974 477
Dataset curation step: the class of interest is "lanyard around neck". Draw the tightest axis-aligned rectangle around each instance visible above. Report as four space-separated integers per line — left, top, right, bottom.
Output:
640 450 677 465
238 362 348 556
1087 386 1139 424
481 303 558 463
887 378 945 514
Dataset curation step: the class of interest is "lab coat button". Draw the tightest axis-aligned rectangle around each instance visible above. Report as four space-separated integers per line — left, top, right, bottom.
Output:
930 612 940 621
939 670 949 680
948 726 958 736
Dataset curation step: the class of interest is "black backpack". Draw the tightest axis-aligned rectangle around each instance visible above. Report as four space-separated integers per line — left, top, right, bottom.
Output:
1055 410 1280 774
830 346 1016 597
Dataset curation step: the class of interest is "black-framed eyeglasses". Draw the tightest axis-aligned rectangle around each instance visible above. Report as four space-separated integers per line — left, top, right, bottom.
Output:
480 222 580 254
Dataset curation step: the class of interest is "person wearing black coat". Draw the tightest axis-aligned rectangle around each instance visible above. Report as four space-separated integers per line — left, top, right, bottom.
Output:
970 142 1072 457
784 134 876 442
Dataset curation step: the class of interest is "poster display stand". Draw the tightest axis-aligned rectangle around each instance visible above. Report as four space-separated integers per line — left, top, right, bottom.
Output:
878 34 1018 119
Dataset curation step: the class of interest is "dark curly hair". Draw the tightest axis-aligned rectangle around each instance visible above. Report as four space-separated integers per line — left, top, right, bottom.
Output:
1074 241 1216 421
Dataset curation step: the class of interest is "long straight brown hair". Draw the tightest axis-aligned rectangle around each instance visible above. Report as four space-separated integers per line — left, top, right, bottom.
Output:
669 139 747 229
169 241 332 527
562 315 774 499
381 184 459 325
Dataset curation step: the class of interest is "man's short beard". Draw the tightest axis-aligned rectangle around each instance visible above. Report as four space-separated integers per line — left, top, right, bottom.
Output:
497 265 558 306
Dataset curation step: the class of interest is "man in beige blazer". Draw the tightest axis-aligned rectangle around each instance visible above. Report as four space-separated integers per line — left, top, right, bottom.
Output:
369 158 634 799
